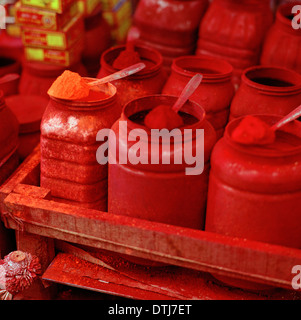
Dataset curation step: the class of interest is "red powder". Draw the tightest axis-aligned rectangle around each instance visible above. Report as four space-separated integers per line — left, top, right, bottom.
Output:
113 42 141 69
144 105 184 130
231 115 275 145
47 70 90 100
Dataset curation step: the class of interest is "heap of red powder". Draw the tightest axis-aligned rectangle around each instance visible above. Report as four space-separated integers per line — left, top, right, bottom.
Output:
47 70 90 100
144 105 184 130
231 115 275 145
113 42 141 69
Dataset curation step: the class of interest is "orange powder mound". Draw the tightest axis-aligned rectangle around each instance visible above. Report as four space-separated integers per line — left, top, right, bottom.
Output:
144 105 184 130
231 115 275 145
47 70 90 100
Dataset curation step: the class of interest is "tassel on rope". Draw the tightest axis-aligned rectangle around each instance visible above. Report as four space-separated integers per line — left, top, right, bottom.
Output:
0 251 41 300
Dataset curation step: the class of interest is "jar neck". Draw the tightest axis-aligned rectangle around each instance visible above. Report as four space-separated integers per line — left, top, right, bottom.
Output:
242 66 301 96
50 83 117 111
276 2 301 35
121 94 205 137
171 55 233 84
224 115 301 158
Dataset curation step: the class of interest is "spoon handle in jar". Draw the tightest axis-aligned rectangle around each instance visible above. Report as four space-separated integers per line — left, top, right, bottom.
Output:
271 104 301 131
172 74 203 114
88 62 146 86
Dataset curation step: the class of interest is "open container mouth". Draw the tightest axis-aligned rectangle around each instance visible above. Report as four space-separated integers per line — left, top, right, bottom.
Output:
172 55 233 82
225 114 301 157
242 66 301 95
50 82 117 109
123 94 206 134
0 57 17 68
277 1 301 26
101 44 163 79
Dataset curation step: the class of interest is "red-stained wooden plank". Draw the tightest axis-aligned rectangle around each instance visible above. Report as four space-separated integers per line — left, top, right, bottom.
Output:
43 253 301 300
2 191 301 290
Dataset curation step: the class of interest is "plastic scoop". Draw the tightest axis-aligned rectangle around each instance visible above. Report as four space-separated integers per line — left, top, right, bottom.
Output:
0 73 19 85
112 41 141 69
48 63 146 100
85 62 146 87
144 74 203 130
232 104 301 145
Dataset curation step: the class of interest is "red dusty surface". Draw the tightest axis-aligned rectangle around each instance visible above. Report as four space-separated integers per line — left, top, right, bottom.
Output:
43 252 301 300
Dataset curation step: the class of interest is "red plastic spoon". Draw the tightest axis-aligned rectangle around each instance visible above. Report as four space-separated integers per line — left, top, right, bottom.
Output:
144 74 203 130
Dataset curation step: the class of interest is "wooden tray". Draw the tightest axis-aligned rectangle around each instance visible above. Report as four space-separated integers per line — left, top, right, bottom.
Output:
1 145 301 299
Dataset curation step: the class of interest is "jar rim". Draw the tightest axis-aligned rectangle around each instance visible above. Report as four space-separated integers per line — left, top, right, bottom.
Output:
224 115 301 157
277 1 301 28
49 82 117 110
100 44 163 79
122 94 206 133
242 65 301 95
172 55 233 82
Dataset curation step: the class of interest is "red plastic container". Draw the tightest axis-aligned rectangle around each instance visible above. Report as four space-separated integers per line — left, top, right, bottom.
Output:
0 91 19 257
162 55 235 139
108 95 216 229
40 83 121 210
0 74 19 97
133 0 208 48
229 66 301 120
196 0 273 87
97 44 167 110
205 115 301 290
0 56 21 78
5 94 49 161
0 31 24 63
19 61 88 98
0 91 19 185
81 7 112 77
261 2 301 74
130 0 208 73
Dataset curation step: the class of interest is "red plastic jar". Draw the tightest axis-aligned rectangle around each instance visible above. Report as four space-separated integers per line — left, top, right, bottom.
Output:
196 0 273 87
108 95 216 228
229 66 301 120
132 0 208 48
0 91 19 185
19 61 88 98
40 83 121 210
81 7 112 77
162 55 235 139
261 2 301 74
5 94 48 161
130 0 208 73
97 44 167 110
0 74 19 97
205 115 301 290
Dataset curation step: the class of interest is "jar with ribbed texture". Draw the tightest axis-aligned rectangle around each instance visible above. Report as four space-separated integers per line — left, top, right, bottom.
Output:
162 55 234 139
229 66 301 120
205 115 301 290
196 0 273 87
261 2 301 74
40 83 121 210
97 44 167 110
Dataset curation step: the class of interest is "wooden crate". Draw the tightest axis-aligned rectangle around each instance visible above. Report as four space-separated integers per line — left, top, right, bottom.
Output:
1 145 301 300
